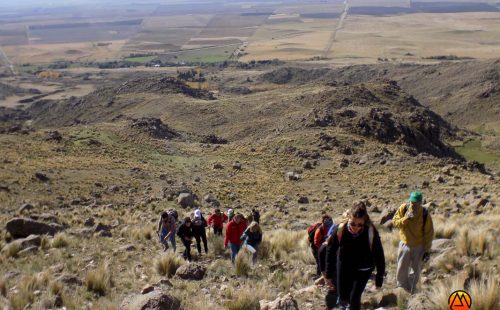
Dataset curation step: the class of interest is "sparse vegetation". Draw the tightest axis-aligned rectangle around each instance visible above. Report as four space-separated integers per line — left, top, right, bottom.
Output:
155 253 184 278
51 233 69 248
85 264 111 296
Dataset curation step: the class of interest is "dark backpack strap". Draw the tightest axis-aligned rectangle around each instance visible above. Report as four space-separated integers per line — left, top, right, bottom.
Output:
422 207 428 233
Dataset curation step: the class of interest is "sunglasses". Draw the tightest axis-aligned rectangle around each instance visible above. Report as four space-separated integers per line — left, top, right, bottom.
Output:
349 221 364 228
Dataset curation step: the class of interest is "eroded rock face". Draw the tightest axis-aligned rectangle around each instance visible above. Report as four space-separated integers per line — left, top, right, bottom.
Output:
130 118 179 140
120 290 182 310
5 218 62 238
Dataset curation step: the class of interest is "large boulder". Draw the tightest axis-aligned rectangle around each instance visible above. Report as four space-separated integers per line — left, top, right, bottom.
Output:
11 234 41 249
177 193 195 208
380 206 397 225
175 263 206 281
5 218 62 238
120 290 182 310
260 293 299 310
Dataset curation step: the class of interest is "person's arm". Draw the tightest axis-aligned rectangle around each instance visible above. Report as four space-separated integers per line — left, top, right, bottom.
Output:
423 215 434 253
325 231 339 284
392 204 408 229
157 218 162 235
372 228 386 288
314 227 323 249
207 214 213 226
224 223 231 247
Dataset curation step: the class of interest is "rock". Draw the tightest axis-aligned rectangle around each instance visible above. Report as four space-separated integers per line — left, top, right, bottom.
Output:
212 163 224 170
175 263 206 281
201 134 227 144
119 244 137 252
286 172 300 181
204 194 220 207
154 279 173 288
56 274 83 286
120 290 182 310
94 223 111 233
84 217 95 227
474 198 489 208
98 230 112 237
177 193 195 208
34 172 50 182
13 234 41 249
379 207 396 225
5 218 62 238
433 175 445 183
108 185 120 193
260 293 299 310
45 131 62 142
421 180 430 188
339 158 349 168
130 118 179 140
18 203 34 213
18 245 39 256
141 285 155 294
302 160 313 169
378 292 398 307
431 239 454 254
297 196 309 204
232 161 242 170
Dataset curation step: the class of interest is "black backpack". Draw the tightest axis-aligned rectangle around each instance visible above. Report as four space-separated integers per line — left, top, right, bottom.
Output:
308 223 322 245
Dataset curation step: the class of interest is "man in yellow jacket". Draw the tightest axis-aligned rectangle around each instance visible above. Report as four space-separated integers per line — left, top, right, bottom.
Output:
392 191 434 293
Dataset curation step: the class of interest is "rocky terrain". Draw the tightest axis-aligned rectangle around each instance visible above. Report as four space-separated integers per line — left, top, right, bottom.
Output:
0 60 498 309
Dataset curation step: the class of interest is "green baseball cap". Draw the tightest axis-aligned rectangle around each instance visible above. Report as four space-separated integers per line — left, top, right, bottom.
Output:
409 191 423 203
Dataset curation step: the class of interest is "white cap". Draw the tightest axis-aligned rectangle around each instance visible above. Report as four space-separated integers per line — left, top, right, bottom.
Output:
194 209 202 219
228 208 234 214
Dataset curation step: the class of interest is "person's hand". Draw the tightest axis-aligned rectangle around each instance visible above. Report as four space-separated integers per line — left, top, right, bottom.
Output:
423 252 430 262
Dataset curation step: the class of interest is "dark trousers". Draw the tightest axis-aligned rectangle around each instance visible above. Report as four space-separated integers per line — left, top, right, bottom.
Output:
182 239 192 261
213 226 223 236
311 246 320 276
194 230 208 254
338 268 372 310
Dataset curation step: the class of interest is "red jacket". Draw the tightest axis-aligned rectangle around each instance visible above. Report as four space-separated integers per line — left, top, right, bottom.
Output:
224 219 247 247
207 213 228 229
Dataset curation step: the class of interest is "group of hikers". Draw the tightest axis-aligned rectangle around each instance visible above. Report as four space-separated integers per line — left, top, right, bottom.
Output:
157 191 434 310
157 207 262 263
309 191 434 310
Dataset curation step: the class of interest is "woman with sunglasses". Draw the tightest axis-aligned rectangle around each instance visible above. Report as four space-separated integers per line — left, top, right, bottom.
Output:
324 202 385 310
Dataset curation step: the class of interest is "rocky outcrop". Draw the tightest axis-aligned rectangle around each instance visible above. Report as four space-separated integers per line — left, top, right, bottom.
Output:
6 218 63 238
130 118 179 140
120 290 182 310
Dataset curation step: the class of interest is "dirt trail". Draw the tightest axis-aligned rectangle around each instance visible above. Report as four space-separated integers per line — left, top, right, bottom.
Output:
322 0 350 58
0 47 16 75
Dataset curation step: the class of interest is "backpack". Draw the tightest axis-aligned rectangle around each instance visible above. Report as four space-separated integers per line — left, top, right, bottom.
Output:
308 223 322 245
336 222 375 251
193 218 204 227
167 209 178 221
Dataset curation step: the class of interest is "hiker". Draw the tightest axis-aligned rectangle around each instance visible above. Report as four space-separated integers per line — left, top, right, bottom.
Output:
191 209 208 255
241 221 262 265
309 214 334 277
207 208 227 236
227 208 235 222
393 191 434 294
324 202 385 310
224 213 247 263
251 208 260 224
177 217 193 261
157 211 177 252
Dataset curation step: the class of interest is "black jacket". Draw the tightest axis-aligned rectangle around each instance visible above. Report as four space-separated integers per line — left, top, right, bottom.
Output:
325 224 385 287
241 229 262 248
191 216 207 235
177 222 193 241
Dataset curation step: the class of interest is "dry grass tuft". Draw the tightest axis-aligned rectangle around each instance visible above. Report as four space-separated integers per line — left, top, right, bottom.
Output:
456 228 494 258
49 280 63 296
85 264 111 296
0 277 6 297
40 235 50 250
4 242 21 258
235 251 251 277
155 253 184 278
225 289 260 310
468 272 499 310
207 231 225 256
51 233 69 248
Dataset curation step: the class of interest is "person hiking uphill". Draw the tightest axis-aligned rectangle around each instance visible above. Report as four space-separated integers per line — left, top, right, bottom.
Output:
177 217 194 261
157 211 176 252
224 213 247 263
393 191 434 294
191 209 208 255
241 221 262 265
227 208 235 222
324 202 385 310
309 215 334 277
207 208 227 236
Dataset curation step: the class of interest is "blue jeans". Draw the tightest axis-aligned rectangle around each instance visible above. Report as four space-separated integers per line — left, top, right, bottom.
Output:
229 243 241 263
160 231 176 252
